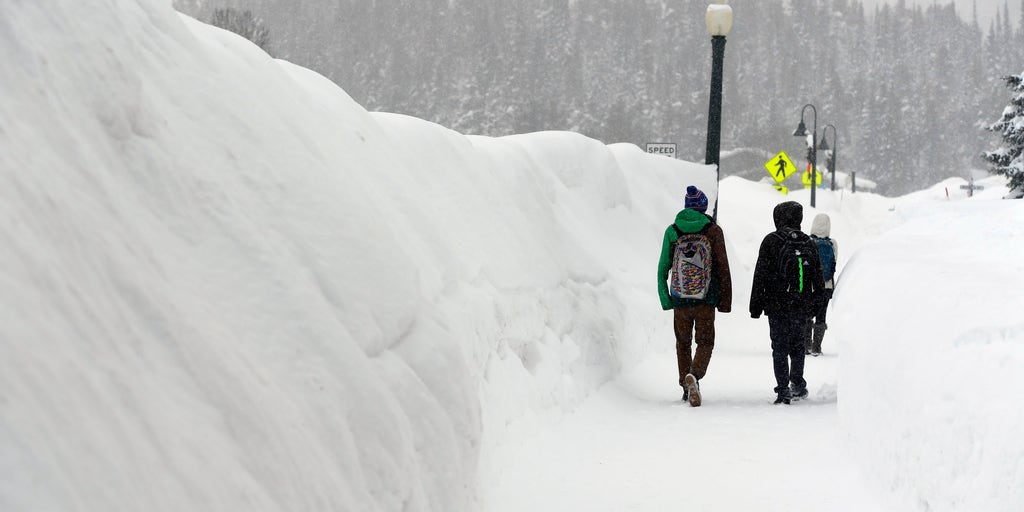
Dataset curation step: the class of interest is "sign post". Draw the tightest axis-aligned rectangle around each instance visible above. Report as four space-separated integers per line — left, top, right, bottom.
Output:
959 178 984 197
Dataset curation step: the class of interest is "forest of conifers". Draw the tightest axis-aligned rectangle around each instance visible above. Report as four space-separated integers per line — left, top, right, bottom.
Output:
174 0 1024 195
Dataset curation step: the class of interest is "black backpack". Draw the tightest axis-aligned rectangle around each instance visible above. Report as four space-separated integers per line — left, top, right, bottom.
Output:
774 231 814 296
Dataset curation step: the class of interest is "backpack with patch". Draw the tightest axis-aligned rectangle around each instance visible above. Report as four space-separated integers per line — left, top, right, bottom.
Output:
775 232 813 296
670 225 713 300
813 236 836 281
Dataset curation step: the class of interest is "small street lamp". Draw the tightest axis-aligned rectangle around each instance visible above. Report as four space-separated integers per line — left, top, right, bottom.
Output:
819 124 837 192
705 0 733 221
792 104 818 208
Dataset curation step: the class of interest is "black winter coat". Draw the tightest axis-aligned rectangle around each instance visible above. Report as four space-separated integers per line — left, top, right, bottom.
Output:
749 201 827 318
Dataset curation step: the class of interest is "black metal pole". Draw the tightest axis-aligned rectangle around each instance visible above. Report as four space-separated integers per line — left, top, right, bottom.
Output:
706 35 726 221
801 104 817 208
825 124 837 192
811 129 817 208
831 130 837 192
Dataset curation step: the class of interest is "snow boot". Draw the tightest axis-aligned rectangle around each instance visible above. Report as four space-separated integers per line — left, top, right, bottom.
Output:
790 386 809 401
773 392 791 405
811 322 826 356
684 373 701 407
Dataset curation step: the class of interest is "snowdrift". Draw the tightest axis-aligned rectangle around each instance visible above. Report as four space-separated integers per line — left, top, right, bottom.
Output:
0 1 713 510
833 184 1024 511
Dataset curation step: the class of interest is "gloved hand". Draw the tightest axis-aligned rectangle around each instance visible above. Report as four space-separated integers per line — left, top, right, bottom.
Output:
718 305 731 313
750 310 761 319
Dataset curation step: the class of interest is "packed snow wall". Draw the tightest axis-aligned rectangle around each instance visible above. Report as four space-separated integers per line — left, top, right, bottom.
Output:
0 1 715 510
834 198 1024 511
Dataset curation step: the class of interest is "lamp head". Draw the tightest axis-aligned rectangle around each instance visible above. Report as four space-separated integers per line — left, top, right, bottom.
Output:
792 120 808 137
706 2 734 36
818 136 830 151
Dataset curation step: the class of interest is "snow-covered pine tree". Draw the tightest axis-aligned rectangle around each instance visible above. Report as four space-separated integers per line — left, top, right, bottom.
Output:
983 71 1024 198
209 8 272 56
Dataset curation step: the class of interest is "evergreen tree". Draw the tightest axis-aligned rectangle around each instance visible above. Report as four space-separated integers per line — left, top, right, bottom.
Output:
983 71 1024 196
1018 0 1024 63
172 0 1016 196
209 8 272 55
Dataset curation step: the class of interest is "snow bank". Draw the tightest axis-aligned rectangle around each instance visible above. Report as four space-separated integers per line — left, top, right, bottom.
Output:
833 180 1024 511
0 1 713 510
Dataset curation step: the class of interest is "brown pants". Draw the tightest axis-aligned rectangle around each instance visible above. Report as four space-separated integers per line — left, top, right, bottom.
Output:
674 304 716 384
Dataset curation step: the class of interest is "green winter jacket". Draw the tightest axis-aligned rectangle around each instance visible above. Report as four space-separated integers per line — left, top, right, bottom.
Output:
657 209 733 311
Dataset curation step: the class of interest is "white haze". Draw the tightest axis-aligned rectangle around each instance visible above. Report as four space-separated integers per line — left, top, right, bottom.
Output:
861 0 1021 28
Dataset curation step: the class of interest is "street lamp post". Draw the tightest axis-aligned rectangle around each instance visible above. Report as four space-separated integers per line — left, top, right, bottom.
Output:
792 104 818 208
819 124 837 192
705 0 732 221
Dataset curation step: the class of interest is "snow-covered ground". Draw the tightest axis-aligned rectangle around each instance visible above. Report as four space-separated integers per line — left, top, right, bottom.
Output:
1 1 1022 511
483 175 1024 512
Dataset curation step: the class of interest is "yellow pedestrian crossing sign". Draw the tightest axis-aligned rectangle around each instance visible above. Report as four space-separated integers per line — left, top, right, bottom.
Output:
801 164 824 188
764 151 796 183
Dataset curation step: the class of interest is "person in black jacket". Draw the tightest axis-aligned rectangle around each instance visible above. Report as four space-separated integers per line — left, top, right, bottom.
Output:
749 201 826 404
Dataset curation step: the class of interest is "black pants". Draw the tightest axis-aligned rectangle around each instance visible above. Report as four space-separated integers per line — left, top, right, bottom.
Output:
805 288 834 353
812 288 834 324
769 314 808 394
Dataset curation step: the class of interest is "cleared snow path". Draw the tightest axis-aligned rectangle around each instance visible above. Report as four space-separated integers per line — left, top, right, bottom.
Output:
482 318 889 511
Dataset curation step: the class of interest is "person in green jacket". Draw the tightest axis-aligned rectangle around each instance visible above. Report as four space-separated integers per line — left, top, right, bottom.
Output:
657 186 733 407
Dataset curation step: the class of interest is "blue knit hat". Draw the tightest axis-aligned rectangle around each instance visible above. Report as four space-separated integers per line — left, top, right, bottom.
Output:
684 186 708 212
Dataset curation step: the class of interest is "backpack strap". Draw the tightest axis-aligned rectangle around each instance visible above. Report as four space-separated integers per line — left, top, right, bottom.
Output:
672 223 712 252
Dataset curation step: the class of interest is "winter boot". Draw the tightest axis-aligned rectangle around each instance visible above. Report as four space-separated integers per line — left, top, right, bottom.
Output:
811 322 826 356
773 391 791 405
684 373 702 407
790 386 809 401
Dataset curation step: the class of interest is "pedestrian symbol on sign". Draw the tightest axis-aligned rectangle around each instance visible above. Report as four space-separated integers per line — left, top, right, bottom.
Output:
774 157 787 179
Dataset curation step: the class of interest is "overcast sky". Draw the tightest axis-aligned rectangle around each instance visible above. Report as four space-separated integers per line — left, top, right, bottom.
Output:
859 0 1021 29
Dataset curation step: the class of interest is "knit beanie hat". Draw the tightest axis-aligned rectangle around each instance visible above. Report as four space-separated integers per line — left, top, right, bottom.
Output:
684 186 708 212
